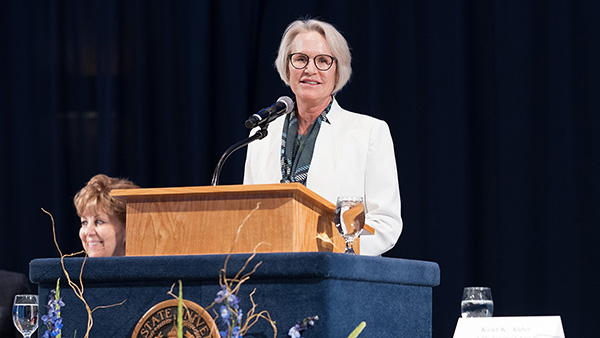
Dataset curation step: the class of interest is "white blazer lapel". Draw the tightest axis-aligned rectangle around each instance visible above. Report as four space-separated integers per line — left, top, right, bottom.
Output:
305 102 343 203
264 119 285 182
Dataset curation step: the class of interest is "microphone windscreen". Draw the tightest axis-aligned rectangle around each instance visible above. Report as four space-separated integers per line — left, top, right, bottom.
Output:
277 96 295 114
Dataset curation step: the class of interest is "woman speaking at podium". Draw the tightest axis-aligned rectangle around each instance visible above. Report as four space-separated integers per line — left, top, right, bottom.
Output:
244 19 402 256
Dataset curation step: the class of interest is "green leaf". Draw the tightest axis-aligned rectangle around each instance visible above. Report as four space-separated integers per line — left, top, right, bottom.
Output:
178 280 183 338
347 321 366 338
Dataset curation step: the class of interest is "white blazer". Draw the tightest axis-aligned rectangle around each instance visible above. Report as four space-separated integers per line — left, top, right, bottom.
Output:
244 99 402 255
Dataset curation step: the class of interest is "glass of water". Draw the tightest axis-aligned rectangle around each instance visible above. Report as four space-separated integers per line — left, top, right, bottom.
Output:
334 196 365 254
12 294 39 338
461 287 493 318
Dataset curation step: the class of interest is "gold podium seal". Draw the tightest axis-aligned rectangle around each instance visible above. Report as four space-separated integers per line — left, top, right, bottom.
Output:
131 299 220 338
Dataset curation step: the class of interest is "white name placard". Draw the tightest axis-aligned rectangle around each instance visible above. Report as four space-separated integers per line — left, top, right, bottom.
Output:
453 316 565 338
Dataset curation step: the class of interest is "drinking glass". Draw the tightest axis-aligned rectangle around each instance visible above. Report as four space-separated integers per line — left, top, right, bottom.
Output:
461 287 493 318
334 196 365 254
12 294 39 338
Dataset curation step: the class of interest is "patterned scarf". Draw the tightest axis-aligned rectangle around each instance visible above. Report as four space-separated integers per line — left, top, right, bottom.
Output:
280 100 332 185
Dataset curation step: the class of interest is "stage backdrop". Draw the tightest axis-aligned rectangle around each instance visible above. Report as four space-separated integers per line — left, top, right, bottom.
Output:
1 1 598 337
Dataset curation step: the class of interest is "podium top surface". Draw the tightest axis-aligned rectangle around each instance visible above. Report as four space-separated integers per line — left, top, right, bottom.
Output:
112 183 332 207
30 252 440 287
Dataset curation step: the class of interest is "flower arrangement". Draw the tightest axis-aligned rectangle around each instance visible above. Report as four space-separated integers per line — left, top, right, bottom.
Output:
205 203 277 338
214 285 243 337
41 279 64 338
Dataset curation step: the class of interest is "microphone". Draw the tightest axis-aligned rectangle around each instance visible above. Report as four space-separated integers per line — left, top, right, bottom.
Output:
245 96 294 129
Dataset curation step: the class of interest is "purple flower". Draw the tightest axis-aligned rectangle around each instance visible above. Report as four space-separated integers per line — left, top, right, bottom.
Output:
215 285 241 310
237 308 243 323
228 294 240 307
219 327 243 338
215 285 229 303
288 316 319 338
288 325 301 338
215 285 245 338
231 326 242 337
42 290 63 338
220 305 231 321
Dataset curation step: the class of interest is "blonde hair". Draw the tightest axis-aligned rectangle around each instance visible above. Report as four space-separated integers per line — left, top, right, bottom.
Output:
275 19 352 95
73 174 139 224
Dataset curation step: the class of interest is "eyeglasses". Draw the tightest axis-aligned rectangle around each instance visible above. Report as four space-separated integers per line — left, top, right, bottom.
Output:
289 52 336 71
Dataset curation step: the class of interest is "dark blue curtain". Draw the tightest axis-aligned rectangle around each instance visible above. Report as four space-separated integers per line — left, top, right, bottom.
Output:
1 1 598 337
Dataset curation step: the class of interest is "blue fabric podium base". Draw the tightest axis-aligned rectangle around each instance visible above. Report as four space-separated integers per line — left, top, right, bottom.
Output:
30 253 440 337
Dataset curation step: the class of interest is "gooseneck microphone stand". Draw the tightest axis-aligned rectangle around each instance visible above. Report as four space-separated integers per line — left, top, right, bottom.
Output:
211 126 268 186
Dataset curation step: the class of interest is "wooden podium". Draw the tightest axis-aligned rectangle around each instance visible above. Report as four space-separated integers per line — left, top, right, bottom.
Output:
112 183 355 255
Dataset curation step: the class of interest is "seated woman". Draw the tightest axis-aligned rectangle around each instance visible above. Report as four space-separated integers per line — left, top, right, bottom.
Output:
73 174 139 257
